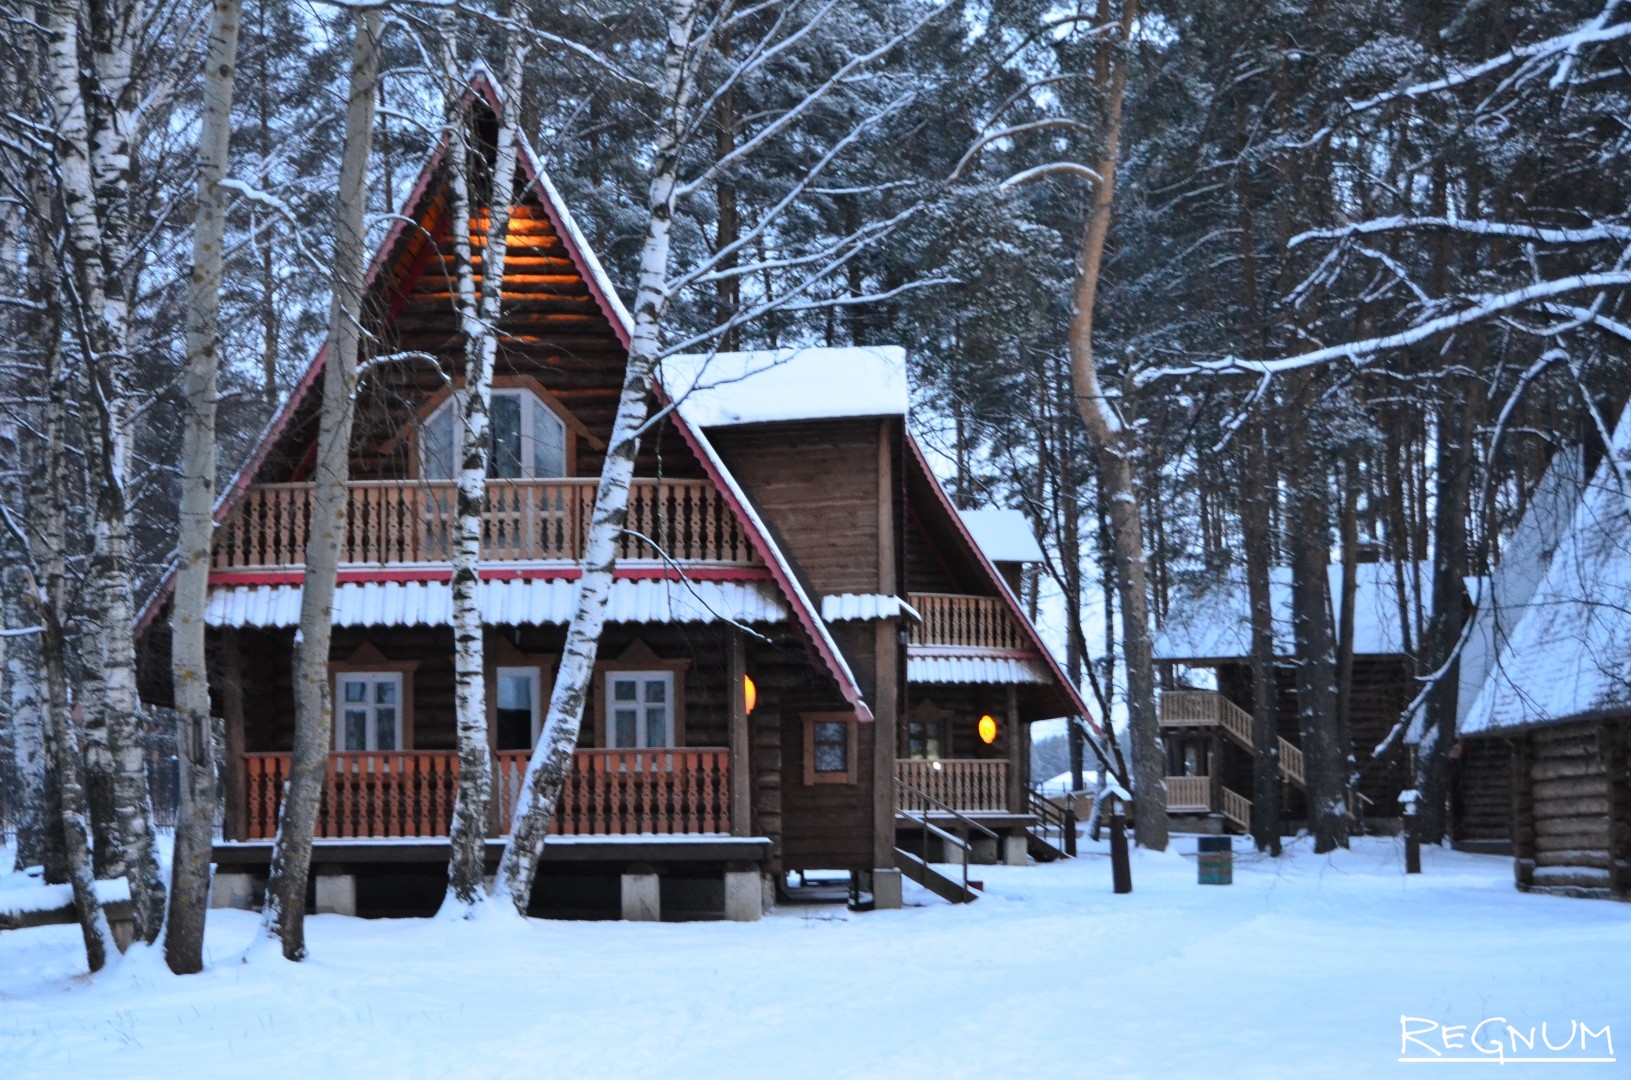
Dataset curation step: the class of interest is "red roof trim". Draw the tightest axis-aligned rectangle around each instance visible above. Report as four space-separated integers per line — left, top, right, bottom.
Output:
904 434 1101 734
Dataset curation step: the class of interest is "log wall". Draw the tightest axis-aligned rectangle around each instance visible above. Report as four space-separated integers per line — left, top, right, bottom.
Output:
1452 736 1513 847
1513 721 1623 898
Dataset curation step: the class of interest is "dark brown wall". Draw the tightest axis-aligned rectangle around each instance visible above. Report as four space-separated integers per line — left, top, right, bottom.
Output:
710 419 884 597
1453 736 1513 845
1514 721 1620 894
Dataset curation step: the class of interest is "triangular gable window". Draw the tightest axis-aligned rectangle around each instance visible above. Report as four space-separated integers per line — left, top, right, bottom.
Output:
422 387 567 480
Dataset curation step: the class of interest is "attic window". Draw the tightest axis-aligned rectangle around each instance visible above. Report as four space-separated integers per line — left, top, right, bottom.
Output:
422 388 567 480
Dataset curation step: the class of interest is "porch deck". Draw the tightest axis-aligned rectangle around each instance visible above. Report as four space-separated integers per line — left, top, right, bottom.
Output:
238 748 732 840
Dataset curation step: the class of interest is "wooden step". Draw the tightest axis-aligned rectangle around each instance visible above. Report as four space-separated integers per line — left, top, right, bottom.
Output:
1025 829 1069 862
894 848 979 904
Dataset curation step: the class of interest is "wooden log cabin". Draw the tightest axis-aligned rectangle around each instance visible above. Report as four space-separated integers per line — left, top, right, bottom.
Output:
1459 413 1631 901
134 72 1095 920
1150 561 1475 834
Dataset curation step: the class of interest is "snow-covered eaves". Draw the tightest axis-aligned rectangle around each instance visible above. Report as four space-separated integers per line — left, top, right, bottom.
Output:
1462 416 1631 735
205 579 788 629
907 652 1053 685
1154 560 1457 661
658 346 908 429
820 594 922 622
957 508 1044 564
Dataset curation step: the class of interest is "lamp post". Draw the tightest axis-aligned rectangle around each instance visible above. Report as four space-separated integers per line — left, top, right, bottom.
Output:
1400 789 1421 874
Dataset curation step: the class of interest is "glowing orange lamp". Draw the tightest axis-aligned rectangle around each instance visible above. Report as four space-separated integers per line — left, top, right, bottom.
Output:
978 714 998 745
743 674 757 715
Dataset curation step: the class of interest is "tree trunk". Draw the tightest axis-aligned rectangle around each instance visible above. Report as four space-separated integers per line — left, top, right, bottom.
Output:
45 0 164 945
261 8 381 960
439 20 528 914
1284 375 1348 852
166 0 242 975
493 0 705 913
1239 415 1282 854
1063 0 1165 849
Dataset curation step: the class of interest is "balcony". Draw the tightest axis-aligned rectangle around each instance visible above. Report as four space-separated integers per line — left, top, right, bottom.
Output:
213 478 759 571
239 748 732 839
895 759 1013 814
907 593 1027 651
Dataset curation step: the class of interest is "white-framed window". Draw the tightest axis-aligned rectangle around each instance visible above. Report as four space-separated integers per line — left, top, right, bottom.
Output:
495 666 542 751
421 387 568 480
605 671 675 749
803 713 857 785
335 672 404 752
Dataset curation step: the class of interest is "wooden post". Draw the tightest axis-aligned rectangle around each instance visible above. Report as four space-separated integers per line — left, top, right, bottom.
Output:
1511 734 1535 890
1109 804 1132 893
219 627 246 842
1005 686 1023 814
871 420 900 872
727 629 751 837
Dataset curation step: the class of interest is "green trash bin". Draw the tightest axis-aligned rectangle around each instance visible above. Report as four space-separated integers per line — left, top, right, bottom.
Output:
1197 835 1232 885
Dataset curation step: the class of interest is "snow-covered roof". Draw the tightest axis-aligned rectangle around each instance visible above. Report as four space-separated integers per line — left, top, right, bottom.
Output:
1453 447 1583 730
1153 560 1461 661
820 594 921 622
658 346 908 429
1462 416 1631 734
958 509 1044 564
907 652 1053 685
205 579 788 629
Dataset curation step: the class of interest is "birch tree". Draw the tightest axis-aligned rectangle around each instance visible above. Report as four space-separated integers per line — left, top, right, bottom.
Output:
261 6 382 961
44 0 166 943
166 0 242 975
437 12 529 915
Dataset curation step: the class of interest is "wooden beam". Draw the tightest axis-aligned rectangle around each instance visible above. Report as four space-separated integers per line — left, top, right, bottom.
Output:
1006 685 1024 814
728 629 752 838
873 420 900 867
218 627 247 842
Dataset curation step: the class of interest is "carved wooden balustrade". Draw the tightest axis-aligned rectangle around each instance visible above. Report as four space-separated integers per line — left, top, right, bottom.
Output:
906 593 1027 651
215 478 757 569
241 748 731 839
894 759 1011 813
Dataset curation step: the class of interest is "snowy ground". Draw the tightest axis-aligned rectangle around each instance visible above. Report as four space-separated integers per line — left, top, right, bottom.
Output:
1 837 1626 1078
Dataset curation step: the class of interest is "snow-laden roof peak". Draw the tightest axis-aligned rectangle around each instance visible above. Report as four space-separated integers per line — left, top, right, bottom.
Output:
658 346 908 428
958 508 1044 564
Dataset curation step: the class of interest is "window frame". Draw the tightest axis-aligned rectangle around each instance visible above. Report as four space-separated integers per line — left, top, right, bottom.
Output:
333 671 406 753
803 712 858 785
420 386 569 482
493 665 544 751
591 640 690 750
602 670 676 749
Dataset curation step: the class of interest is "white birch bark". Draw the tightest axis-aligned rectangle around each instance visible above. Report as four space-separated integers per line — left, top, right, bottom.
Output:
439 23 529 914
3 571 51 875
166 0 241 975
260 7 381 961
492 0 704 914
44 0 165 942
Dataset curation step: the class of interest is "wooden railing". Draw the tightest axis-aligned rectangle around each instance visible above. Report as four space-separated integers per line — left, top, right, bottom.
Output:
1165 775 1212 811
243 748 730 839
215 478 758 570
894 759 1010 813
1158 690 1306 789
907 593 1026 651
1220 787 1252 830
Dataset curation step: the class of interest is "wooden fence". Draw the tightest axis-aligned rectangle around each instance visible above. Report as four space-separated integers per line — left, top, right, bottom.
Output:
895 759 1011 813
215 478 757 569
242 748 731 839
907 593 1026 651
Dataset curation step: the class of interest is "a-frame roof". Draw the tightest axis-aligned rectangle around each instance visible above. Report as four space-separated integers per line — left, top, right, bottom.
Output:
137 69 870 719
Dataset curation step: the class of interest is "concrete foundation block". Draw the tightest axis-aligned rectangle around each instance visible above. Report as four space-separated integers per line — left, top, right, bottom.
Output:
210 871 259 911
314 873 357 916
969 835 1000 865
723 870 763 922
621 872 661 922
109 915 135 954
872 868 903 910
1002 834 1029 866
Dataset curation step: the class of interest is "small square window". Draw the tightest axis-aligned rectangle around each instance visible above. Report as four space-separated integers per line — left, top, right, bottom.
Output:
803 713 857 785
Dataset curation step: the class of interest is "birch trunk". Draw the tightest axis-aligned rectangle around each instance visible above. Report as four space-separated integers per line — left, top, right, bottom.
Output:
3 570 53 874
261 8 381 960
493 0 704 914
166 0 241 975
1064 0 1166 850
439 22 528 913
45 0 164 943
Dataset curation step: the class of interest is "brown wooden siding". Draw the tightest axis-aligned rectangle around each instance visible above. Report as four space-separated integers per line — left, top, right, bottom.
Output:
1515 721 1619 896
710 420 883 597
1453 736 1513 846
